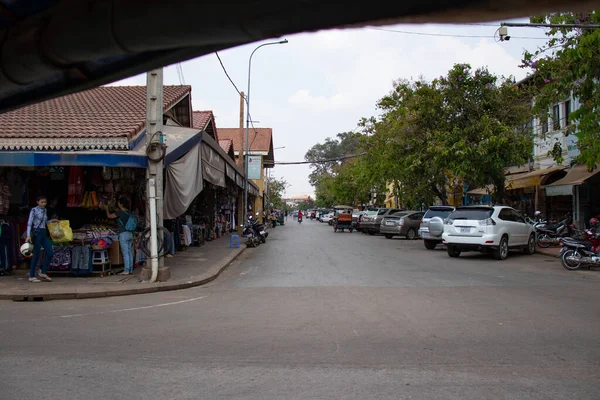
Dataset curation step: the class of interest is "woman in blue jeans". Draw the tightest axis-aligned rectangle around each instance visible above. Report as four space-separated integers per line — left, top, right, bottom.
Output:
104 197 134 275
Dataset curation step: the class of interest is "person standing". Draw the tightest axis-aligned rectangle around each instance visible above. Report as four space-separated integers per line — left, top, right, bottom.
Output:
104 197 135 275
26 195 55 282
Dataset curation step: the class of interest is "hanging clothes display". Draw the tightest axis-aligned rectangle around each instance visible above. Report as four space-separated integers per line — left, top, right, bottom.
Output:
67 166 84 207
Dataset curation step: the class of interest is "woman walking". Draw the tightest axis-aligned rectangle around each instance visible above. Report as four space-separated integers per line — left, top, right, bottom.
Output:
104 197 135 275
26 195 55 282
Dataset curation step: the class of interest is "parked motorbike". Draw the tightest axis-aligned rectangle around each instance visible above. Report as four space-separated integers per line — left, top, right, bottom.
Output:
559 230 600 270
242 220 261 247
250 216 268 243
536 217 571 248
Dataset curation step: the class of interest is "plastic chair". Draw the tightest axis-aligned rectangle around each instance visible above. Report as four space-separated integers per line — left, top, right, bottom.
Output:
229 234 240 248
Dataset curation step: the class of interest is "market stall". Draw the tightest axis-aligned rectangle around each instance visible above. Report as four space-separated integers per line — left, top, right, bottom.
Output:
0 166 147 276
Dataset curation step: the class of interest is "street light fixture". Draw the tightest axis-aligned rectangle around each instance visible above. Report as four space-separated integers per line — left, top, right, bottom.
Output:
243 39 288 224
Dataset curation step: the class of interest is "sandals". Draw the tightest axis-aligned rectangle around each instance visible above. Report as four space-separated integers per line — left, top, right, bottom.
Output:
29 277 42 283
38 273 52 282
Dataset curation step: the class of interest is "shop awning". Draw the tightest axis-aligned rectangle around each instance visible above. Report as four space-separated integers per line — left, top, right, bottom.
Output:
505 166 566 190
0 147 147 167
162 126 258 219
467 185 494 195
544 164 600 197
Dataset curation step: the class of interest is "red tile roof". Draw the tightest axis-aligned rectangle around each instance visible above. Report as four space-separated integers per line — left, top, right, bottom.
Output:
192 110 213 131
218 139 232 153
0 85 191 139
218 127 273 154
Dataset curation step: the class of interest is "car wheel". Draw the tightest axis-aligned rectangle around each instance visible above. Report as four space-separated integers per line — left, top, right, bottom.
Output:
524 234 536 255
424 240 437 250
406 228 417 240
447 245 461 258
493 236 509 260
384 234 393 239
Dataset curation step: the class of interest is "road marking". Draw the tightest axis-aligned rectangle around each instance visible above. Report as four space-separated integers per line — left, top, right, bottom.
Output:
108 297 207 313
58 296 207 318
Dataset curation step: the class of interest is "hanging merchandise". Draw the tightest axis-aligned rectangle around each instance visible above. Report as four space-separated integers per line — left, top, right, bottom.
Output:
67 167 84 207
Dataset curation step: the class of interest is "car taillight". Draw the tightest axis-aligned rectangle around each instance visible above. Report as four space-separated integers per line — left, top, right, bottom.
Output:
479 218 496 226
559 241 564 247
420 220 423 225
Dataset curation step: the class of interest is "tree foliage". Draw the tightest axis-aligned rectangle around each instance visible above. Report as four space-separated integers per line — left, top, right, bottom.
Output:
265 176 288 210
522 11 600 169
364 64 532 204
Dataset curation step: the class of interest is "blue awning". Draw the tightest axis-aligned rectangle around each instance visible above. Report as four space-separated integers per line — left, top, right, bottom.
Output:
0 149 147 168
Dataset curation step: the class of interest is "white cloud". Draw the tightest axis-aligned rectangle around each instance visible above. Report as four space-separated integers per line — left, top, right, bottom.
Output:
288 89 351 111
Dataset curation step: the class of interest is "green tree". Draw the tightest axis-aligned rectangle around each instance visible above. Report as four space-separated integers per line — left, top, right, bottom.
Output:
365 64 532 204
522 11 600 170
265 176 288 210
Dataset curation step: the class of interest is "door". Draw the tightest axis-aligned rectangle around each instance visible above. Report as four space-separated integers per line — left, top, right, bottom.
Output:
512 210 531 245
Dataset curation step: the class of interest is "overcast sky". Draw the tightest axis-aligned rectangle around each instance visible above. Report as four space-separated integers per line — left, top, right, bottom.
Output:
113 19 547 198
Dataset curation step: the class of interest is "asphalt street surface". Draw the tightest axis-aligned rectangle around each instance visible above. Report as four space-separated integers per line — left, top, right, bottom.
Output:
2 219 599 399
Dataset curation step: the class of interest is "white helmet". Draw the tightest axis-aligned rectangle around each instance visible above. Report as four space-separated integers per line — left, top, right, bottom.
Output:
534 211 541 216
20 242 34 258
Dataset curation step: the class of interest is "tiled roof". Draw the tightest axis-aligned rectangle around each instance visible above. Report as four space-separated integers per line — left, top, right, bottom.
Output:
0 85 191 140
192 111 213 131
218 139 232 153
218 127 272 153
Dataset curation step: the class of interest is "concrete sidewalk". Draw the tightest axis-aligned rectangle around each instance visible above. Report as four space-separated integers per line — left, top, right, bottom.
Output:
535 246 560 258
0 233 246 301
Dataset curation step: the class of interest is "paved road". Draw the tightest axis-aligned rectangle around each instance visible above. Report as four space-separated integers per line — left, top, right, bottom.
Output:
1 220 599 399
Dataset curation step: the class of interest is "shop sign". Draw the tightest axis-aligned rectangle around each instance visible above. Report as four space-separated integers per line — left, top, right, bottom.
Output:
248 156 262 180
506 176 541 190
545 184 573 197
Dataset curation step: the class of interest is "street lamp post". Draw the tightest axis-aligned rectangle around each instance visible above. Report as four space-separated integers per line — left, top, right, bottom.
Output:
243 39 288 225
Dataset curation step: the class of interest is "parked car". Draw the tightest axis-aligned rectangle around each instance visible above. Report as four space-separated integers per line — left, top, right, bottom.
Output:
360 208 405 235
321 212 335 225
352 210 366 230
441 205 537 260
419 206 455 249
380 211 424 239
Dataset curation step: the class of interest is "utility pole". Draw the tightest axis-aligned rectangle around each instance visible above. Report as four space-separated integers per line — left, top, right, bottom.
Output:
141 68 170 283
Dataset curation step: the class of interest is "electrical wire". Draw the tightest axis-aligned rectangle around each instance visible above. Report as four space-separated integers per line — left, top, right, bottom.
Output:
275 153 366 165
214 52 263 150
367 26 548 40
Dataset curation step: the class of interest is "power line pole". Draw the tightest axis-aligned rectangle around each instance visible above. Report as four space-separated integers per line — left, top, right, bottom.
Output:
142 68 169 283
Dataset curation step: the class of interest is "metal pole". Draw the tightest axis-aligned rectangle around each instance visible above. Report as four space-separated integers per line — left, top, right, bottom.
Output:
243 40 288 228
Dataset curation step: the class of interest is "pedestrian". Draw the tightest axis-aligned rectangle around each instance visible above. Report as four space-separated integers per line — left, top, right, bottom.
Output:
26 195 56 282
104 197 135 275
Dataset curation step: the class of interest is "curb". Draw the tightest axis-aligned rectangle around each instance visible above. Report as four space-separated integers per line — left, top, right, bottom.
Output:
1 246 246 302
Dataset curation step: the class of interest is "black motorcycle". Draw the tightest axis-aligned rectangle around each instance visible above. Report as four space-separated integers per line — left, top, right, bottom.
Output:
250 217 268 243
560 240 600 270
536 217 571 248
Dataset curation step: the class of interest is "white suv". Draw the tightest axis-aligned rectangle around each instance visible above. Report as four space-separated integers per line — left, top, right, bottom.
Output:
441 205 536 260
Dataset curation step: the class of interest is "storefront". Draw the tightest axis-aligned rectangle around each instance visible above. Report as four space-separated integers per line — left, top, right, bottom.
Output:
0 161 147 276
504 166 566 218
544 164 600 227
162 126 257 251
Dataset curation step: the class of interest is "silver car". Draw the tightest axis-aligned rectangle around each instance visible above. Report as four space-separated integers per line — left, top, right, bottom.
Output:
419 206 455 250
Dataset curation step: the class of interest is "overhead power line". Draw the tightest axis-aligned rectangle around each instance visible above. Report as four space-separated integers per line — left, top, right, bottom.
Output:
367 26 547 40
214 52 262 149
275 153 366 165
